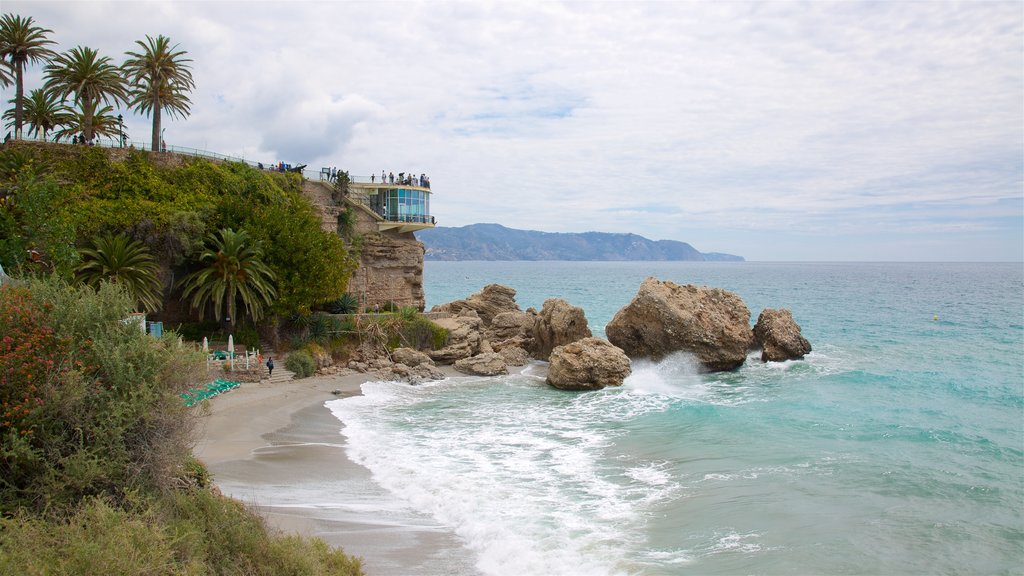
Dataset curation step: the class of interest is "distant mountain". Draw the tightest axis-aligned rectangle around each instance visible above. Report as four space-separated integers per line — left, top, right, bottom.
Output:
417 223 744 262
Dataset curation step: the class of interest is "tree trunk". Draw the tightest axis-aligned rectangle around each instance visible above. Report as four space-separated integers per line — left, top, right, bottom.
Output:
83 98 94 142
151 99 162 152
14 68 24 139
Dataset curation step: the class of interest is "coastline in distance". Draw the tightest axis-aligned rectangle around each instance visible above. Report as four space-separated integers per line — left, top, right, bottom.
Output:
418 223 743 262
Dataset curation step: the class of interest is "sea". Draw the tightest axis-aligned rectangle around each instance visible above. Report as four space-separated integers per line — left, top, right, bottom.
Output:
325 261 1023 575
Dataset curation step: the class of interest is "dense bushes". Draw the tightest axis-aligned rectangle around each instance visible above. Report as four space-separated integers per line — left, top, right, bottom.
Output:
0 490 363 575
0 142 357 319
0 278 203 514
0 277 363 574
285 350 316 378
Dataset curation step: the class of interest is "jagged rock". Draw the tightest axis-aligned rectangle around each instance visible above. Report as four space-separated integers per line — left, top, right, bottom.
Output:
479 339 494 354
412 363 446 381
454 352 509 376
347 361 369 373
431 284 520 326
427 314 483 364
753 308 812 362
499 345 530 367
392 347 434 367
486 310 537 351
531 298 592 361
546 337 632 391
606 277 753 372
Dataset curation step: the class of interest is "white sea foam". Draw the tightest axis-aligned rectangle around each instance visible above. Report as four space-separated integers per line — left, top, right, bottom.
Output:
327 375 680 576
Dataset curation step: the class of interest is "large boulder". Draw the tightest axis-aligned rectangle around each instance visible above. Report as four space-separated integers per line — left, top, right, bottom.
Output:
454 352 509 376
547 337 632 391
392 347 435 367
485 310 537 352
605 277 753 372
431 284 520 327
498 345 530 367
753 308 812 362
427 312 483 364
531 298 592 361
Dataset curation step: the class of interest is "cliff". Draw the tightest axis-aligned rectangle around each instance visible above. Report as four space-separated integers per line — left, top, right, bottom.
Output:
301 181 426 310
418 223 743 261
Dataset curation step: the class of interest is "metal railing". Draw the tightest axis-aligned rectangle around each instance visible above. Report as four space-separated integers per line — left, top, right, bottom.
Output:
5 135 430 189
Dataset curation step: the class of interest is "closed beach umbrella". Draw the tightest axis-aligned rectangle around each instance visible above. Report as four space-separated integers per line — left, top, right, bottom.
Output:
228 334 234 370
202 336 209 353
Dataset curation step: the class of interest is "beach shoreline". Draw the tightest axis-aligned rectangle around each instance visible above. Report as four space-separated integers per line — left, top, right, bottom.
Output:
193 367 478 576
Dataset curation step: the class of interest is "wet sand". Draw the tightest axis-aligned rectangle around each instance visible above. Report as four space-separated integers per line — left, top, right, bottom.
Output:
193 369 480 575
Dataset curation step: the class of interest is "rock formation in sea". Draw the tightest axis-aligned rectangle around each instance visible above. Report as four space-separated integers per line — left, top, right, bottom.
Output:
431 283 521 326
752 308 812 362
531 298 592 361
454 352 510 376
427 311 484 364
547 337 632 391
605 277 753 372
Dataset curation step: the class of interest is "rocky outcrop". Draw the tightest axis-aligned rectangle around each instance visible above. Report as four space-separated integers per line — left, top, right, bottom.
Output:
454 352 508 376
605 278 753 372
391 347 435 367
426 312 483 364
547 337 632 391
753 308 812 362
531 298 592 361
498 345 530 367
431 284 520 326
485 310 537 353
347 356 446 384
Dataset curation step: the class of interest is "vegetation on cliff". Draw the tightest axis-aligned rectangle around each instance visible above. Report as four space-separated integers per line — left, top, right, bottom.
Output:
0 142 357 322
0 277 363 574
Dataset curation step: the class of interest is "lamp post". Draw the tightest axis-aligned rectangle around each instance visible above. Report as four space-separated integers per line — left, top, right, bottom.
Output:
117 114 123 148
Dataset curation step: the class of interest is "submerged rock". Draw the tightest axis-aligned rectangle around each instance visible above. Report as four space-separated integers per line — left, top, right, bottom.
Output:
753 308 812 362
605 277 753 372
531 298 592 361
547 337 632 391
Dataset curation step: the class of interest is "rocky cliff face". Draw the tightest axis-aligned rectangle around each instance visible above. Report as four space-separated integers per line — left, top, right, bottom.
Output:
302 181 426 310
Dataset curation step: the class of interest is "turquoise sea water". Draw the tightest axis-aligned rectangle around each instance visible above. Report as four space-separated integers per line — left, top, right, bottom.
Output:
328 262 1023 575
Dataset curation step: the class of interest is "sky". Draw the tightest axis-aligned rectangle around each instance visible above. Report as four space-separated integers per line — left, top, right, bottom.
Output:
4 0 1022 261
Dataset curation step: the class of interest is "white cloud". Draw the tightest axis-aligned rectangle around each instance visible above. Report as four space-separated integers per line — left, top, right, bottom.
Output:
2 0 1021 260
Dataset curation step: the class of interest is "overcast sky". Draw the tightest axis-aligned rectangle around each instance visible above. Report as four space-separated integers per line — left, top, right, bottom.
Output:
4 1 1022 261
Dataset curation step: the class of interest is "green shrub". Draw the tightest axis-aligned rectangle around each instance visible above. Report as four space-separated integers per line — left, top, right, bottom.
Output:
0 490 364 575
285 350 316 378
323 293 359 314
0 278 205 514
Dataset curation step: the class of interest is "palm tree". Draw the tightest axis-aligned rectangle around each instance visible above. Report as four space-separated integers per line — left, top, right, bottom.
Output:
0 14 56 138
53 103 121 143
0 59 12 88
122 35 194 152
76 233 164 313
2 88 70 140
178 228 277 329
43 46 127 143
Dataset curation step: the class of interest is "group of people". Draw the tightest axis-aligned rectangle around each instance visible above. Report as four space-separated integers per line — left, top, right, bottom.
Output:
371 171 430 188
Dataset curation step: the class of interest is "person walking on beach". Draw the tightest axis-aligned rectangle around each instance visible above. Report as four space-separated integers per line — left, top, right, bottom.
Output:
266 356 274 378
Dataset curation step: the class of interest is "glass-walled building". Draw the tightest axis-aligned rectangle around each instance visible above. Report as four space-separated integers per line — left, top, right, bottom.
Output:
350 182 435 233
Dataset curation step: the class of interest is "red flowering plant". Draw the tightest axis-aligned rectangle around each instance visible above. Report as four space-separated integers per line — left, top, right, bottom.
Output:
0 285 78 438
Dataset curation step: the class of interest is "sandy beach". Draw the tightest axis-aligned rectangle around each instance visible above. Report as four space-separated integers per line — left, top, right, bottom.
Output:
193 368 480 576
